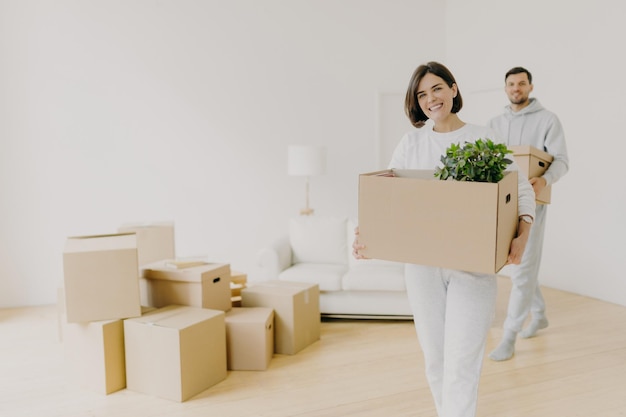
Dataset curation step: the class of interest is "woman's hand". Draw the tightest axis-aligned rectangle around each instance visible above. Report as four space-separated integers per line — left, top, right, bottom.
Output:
529 176 547 197
507 219 532 265
352 226 369 260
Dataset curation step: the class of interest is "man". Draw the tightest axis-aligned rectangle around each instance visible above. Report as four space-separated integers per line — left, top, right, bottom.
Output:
487 67 569 361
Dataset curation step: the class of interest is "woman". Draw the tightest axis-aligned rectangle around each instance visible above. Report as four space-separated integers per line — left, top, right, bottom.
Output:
353 62 536 417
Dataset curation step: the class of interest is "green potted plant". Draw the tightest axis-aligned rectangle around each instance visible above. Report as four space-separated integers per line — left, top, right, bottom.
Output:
434 138 513 183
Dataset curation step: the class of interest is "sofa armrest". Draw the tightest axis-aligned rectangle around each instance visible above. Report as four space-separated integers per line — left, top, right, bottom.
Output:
255 236 292 281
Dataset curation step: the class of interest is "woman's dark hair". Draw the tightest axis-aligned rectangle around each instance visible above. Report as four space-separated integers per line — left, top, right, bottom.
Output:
404 61 463 128
505 66 533 84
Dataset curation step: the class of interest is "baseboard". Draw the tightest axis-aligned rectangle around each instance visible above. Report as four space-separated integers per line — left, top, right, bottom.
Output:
321 313 413 321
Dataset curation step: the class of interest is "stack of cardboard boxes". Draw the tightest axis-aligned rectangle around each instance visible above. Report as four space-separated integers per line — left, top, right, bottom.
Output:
229 270 248 307
59 223 321 402
241 281 320 356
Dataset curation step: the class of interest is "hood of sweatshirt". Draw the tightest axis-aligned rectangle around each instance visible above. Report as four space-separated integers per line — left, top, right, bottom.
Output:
489 96 569 186
505 97 544 118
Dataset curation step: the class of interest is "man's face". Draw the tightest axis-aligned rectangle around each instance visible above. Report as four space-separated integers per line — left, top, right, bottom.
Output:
505 73 533 106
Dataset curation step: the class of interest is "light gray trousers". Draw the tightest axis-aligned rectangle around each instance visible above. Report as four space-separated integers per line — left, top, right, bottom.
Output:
502 204 548 333
405 264 497 417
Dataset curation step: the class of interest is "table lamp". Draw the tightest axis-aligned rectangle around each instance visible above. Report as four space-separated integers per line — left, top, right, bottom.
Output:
287 145 327 215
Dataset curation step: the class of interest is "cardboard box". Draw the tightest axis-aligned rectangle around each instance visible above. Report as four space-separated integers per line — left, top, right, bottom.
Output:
62 233 141 323
124 305 227 402
62 315 126 395
225 307 274 370
142 261 232 312
117 222 176 306
230 270 247 307
358 169 518 274
241 281 320 355
510 145 554 204
117 222 175 266
61 306 156 395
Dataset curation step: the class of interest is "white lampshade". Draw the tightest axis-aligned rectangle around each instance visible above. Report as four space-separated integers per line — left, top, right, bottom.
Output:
287 145 327 176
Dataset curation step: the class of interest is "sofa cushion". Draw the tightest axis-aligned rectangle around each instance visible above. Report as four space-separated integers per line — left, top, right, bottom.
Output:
290 216 347 265
278 263 347 292
342 264 406 292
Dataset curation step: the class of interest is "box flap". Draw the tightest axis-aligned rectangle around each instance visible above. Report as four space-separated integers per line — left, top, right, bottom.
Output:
225 307 274 324
129 305 224 329
510 145 554 163
64 233 137 253
142 261 230 283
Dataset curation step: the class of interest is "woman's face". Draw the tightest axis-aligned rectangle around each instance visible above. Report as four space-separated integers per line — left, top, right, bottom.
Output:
416 72 457 124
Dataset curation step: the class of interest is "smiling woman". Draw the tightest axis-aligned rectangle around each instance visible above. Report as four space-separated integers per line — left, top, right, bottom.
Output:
352 61 537 417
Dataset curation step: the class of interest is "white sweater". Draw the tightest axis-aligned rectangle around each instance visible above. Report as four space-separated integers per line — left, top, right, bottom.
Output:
388 123 536 218
488 98 569 186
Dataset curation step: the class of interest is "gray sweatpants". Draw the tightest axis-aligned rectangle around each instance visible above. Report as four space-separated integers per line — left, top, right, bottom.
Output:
502 204 548 333
405 264 497 417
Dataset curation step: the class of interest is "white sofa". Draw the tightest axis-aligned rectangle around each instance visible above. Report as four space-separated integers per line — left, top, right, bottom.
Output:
255 216 412 319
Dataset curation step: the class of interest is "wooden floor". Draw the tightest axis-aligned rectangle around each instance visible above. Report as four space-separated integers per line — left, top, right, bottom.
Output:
2 277 626 417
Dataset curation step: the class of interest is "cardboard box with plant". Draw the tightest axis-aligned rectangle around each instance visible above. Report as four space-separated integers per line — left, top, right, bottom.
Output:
358 139 518 274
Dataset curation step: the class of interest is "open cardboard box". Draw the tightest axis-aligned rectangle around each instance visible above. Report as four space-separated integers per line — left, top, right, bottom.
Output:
62 233 141 323
358 169 518 274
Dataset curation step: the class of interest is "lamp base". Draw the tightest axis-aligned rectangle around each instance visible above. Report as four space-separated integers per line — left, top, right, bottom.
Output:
300 207 314 216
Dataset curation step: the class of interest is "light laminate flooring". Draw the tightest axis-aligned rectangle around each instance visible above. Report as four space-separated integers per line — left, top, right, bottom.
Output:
1 276 626 417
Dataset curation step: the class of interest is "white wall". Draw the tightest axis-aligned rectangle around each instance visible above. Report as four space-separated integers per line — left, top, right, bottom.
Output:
0 0 446 307
445 0 626 306
3 0 624 309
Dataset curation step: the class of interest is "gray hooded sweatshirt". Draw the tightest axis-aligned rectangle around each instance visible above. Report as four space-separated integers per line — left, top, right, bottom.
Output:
488 98 569 186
